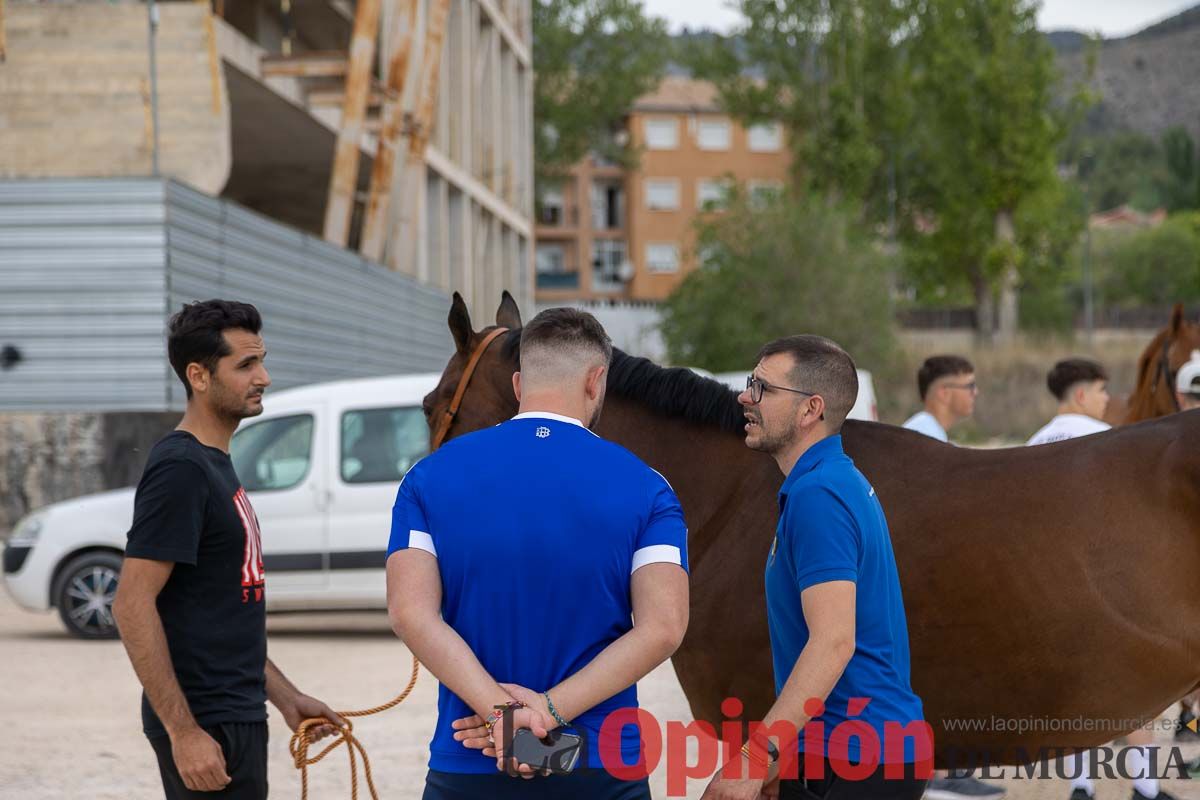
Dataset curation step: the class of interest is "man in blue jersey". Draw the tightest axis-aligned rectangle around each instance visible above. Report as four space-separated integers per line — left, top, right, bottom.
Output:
702 335 928 800
386 307 690 799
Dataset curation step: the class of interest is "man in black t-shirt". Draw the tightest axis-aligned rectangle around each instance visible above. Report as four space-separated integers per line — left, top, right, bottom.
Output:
113 300 343 799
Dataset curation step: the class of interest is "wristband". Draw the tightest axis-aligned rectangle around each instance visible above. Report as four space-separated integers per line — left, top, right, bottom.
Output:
544 692 570 727
483 701 526 737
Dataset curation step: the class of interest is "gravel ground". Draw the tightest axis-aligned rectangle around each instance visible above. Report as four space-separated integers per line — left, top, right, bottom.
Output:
2 590 1197 800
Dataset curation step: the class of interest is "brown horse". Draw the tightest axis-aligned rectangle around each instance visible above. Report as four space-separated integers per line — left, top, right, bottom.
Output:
1113 304 1200 424
424 292 1200 768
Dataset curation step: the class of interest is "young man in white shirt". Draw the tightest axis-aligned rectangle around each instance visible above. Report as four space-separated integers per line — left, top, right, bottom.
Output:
902 356 977 443
1026 359 1110 446
1175 351 1200 412
1027 358 1174 800
902 354 1003 800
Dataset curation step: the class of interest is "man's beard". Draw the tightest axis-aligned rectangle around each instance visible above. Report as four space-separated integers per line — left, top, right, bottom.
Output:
586 391 606 430
211 380 264 422
749 418 796 456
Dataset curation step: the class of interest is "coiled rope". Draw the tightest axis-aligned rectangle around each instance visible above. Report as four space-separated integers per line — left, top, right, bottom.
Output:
288 654 421 799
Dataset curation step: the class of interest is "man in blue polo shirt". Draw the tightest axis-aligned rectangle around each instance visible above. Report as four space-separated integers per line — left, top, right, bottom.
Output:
702 335 928 800
387 306 690 799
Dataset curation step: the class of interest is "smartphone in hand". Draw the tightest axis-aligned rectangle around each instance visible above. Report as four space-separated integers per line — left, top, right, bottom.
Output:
510 728 583 774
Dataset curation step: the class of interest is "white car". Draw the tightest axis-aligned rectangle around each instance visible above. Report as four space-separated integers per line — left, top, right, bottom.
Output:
710 370 879 422
2 373 440 639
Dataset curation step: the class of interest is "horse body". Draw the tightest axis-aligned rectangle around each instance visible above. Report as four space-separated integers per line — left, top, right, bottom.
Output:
427 294 1200 766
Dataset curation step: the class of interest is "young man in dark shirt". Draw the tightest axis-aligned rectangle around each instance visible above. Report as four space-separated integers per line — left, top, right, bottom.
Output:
113 300 342 799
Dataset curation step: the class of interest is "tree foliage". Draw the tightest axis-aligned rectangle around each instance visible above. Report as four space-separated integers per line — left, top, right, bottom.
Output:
685 0 914 220
534 0 669 184
661 191 897 374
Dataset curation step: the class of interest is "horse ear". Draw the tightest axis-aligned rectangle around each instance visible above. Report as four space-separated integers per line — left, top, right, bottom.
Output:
448 292 474 353
495 290 522 329
1170 303 1185 336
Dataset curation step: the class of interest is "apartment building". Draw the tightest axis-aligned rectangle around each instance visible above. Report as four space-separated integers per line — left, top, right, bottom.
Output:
534 77 791 305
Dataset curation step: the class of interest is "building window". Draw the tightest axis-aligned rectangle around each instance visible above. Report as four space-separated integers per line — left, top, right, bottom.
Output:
748 180 784 208
591 180 625 230
646 243 680 274
697 179 731 210
593 239 629 290
645 179 680 211
537 184 564 226
697 119 731 151
645 118 679 150
536 243 567 274
748 123 783 152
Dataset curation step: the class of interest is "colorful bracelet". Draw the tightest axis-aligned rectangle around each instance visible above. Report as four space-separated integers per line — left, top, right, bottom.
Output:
484 701 526 736
740 736 780 768
544 692 570 727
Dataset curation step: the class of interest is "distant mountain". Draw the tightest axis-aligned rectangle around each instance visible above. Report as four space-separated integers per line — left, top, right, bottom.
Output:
1045 4 1200 142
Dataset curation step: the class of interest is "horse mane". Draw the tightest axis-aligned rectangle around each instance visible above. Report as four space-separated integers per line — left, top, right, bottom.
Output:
1131 328 1168 398
500 329 745 435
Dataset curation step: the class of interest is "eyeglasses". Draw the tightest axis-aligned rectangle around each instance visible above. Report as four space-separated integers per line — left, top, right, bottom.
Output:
745 375 816 404
943 381 978 392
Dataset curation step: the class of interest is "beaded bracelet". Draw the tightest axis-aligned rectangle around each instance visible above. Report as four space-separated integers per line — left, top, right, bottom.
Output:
483 701 526 737
544 692 570 727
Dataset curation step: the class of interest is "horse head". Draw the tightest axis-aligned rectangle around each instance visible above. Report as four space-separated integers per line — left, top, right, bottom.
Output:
423 291 522 448
1125 303 1200 422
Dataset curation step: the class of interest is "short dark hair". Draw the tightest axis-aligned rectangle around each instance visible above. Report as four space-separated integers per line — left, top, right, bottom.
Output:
520 307 613 367
167 300 263 398
917 355 974 401
757 335 858 431
1047 358 1107 401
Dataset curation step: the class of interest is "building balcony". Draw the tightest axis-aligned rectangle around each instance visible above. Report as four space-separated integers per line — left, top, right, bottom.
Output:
536 272 581 290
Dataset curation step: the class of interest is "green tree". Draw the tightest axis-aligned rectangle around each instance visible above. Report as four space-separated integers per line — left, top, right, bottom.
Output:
660 191 897 376
534 0 669 186
1163 127 1198 212
685 0 914 220
903 0 1070 342
1097 217 1200 306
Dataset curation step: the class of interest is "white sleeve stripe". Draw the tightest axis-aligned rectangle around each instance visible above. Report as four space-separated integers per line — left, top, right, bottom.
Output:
408 530 437 557
631 544 681 573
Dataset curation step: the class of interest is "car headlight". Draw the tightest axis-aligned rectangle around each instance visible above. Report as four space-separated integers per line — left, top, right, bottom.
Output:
8 512 46 547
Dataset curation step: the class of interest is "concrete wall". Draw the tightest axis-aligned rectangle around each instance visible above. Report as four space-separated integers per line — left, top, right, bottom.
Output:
0 1 231 193
0 411 179 536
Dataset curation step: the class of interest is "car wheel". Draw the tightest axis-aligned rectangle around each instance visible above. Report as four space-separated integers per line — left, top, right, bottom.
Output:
55 552 122 640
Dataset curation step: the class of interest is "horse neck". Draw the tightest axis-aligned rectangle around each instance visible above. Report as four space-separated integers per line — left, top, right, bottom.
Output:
596 394 780 555
1125 329 1173 423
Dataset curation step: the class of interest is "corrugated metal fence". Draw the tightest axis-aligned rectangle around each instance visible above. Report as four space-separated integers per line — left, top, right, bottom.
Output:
0 178 453 411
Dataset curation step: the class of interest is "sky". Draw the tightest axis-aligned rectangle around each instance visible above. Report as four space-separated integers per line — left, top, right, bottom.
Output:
641 0 1199 37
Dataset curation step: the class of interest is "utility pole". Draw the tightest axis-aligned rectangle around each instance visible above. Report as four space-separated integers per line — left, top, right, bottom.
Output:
147 0 161 176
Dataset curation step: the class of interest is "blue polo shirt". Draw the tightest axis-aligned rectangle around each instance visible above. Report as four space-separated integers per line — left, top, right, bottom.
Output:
766 434 925 764
388 411 689 774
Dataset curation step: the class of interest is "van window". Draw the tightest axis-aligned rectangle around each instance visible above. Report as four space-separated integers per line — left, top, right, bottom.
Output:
341 407 428 484
231 414 315 492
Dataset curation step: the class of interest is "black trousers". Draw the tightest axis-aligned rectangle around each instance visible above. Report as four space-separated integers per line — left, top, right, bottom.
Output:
779 757 928 800
148 722 269 800
422 768 652 799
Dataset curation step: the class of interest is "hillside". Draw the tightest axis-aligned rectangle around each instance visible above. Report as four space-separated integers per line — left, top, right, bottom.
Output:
1049 4 1200 142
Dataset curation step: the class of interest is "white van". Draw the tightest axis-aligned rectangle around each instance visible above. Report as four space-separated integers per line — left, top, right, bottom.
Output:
2 373 440 639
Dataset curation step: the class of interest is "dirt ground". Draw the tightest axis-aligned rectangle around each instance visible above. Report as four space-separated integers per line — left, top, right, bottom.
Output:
2 590 1198 800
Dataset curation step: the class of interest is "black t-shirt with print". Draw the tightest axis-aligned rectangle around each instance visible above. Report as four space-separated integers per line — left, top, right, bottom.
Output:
125 430 268 737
